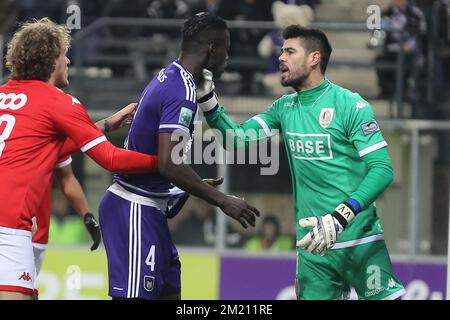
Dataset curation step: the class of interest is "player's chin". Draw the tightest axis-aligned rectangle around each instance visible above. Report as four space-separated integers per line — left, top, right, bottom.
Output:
62 75 70 86
212 69 225 80
214 63 227 79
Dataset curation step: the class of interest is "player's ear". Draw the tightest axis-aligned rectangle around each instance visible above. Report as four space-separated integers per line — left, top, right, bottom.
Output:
310 51 320 68
208 43 215 55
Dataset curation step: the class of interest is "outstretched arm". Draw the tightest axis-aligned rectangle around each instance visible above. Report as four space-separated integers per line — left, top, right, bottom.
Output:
57 139 158 174
56 101 158 174
158 132 259 229
197 69 280 149
85 141 158 174
95 103 137 133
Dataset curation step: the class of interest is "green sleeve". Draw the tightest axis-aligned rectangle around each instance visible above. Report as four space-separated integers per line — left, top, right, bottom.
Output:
351 147 394 209
344 93 387 157
204 100 281 149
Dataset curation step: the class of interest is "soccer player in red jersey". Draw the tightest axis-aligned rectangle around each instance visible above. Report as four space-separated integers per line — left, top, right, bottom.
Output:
0 18 158 300
32 104 136 285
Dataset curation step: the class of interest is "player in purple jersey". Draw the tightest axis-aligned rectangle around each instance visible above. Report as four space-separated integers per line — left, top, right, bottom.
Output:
99 12 260 300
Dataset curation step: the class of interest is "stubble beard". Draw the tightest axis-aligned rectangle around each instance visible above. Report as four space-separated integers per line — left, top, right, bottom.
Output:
280 63 311 90
281 73 308 89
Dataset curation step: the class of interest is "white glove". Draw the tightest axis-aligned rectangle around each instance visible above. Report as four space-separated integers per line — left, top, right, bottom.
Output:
297 203 356 256
196 69 218 113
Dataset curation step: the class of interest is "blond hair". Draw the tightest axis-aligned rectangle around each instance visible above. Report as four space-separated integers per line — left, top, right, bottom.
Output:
5 18 71 81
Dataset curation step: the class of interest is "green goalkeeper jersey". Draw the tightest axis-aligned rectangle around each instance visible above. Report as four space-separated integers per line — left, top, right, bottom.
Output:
205 79 390 243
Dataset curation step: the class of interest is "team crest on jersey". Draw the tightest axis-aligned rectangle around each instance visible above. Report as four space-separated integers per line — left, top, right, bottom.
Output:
179 107 193 127
143 276 155 292
319 108 335 128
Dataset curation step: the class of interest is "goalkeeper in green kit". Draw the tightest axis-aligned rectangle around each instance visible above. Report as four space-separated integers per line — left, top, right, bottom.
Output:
196 25 405 300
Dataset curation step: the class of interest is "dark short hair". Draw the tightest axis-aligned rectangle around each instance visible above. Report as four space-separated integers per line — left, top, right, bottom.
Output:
282 25 332 74
6 18 70 81
181 12 228 52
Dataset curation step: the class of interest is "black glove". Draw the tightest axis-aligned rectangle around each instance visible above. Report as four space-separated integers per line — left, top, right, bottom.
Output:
83 212 101 251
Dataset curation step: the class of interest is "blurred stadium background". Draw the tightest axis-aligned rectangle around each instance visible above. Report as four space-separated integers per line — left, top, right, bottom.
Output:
1 0 449 300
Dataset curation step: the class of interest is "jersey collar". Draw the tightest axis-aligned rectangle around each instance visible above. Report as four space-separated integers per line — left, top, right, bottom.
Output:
172 60 194 80
296 79 331 106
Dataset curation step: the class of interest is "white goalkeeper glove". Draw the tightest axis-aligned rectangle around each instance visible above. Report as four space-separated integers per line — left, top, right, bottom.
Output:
297 202 357 256
196 69 219 113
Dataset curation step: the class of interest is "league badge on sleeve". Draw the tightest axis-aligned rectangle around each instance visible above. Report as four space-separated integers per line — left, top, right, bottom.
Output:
319 108 335 129
179 107 193 127
361 120 380 135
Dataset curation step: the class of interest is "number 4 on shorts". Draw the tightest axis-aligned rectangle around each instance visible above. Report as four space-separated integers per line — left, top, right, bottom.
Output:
145 245 156 271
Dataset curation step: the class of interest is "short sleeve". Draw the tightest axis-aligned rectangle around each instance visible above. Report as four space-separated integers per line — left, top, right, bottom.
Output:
55 155 72 169
158 93 198 136
51 93 106 153
345 93 387 157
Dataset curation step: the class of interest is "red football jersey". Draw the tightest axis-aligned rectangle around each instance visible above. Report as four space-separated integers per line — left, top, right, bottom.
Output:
32 156 72 245
0 80 105 233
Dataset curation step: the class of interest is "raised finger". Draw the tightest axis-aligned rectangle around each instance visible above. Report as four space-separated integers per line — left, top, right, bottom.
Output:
247 204 260 217
242 209 256 227
297 233 312 249
238 217 248 229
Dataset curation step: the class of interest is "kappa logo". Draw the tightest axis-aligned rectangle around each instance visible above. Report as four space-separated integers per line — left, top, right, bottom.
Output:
71 96 81 105
0 93 28 110
319 108 335 128
18 272 32 282
143 276 155 292
355 101 368 111
283 102 295 108
387 278 396 289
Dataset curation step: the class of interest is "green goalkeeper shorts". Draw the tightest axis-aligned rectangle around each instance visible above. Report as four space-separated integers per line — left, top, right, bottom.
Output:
296 237 405 300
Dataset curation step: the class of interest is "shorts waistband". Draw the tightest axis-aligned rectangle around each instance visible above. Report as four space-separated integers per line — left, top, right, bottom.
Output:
108 183 168 212
0 226 32 238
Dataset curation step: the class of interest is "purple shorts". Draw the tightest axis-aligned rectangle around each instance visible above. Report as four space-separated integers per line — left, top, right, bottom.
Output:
99 190 181 299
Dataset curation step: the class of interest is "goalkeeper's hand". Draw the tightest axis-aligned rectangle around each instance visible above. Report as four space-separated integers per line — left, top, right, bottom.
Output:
297 202 356 256
83 212 102 251
196 69 219 113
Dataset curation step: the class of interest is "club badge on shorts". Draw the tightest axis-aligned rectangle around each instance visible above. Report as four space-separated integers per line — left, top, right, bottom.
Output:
319 108 335 129
144 276 155 292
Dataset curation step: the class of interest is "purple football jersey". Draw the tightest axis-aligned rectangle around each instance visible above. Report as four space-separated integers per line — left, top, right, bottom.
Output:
115 61 197 196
